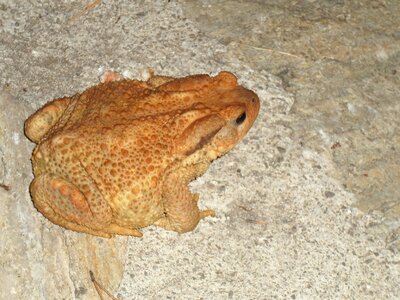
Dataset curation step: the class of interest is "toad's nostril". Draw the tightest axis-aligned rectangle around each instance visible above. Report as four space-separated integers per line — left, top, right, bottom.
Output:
235 112 246 125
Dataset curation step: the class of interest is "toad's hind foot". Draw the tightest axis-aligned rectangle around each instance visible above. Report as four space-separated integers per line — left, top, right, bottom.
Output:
103 224 143 237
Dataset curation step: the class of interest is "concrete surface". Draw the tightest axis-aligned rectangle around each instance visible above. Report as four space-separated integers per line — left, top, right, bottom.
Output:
0 0 399 299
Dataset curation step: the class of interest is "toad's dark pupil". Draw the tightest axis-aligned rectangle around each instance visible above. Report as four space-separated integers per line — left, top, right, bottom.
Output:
235 112 246 125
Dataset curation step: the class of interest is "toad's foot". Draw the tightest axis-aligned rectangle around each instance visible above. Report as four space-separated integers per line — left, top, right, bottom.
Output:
155 175 216 233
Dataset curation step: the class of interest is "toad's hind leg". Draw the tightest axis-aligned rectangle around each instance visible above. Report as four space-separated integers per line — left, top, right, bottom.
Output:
30 173 114 237
154 173 215 234
31 174 143 238
24 97 70 143
31 174 144 238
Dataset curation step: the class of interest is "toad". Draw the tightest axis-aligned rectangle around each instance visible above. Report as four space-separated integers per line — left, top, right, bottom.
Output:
24 71 260 237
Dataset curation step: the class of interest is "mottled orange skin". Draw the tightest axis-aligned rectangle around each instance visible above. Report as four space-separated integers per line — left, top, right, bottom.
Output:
24 71 260 238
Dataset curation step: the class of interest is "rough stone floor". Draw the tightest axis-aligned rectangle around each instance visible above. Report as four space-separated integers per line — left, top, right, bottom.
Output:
0 1 399 299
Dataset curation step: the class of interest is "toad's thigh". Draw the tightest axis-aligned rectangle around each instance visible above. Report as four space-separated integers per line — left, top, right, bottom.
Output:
30 173 112 231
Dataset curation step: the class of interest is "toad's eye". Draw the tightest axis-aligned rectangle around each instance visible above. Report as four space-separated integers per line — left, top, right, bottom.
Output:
235 112 246 125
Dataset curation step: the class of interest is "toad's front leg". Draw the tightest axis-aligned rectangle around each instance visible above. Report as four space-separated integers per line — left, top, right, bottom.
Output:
154 172 215 234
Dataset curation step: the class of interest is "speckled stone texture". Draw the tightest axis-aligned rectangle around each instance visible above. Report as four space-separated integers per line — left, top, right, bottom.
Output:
0 0 399 299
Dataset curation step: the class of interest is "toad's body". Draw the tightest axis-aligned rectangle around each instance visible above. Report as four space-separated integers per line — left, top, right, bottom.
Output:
25 71 260 237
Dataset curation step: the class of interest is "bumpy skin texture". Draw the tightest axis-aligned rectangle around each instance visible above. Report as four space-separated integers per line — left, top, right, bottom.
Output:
24 71 260 238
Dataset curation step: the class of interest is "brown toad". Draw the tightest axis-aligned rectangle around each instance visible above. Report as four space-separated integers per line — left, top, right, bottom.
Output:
24 71 260 238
